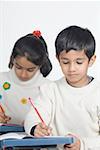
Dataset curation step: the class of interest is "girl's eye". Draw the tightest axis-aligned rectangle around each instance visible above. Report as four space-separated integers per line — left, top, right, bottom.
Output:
15 65 22 69
27 68 35 72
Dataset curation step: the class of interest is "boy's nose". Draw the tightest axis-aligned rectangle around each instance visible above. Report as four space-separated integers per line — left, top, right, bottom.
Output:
69 63 76 71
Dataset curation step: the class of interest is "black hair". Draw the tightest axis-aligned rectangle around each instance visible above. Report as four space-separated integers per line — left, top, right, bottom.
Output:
55 25 96 60
8 33 52 77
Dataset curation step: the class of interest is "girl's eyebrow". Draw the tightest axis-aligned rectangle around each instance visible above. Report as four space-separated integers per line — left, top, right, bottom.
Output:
15 62 35 69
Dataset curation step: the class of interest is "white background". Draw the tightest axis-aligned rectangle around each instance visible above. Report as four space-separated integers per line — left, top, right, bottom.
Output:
0 1 100 80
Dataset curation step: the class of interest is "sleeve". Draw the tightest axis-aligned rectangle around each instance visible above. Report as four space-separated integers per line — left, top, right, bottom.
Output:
0 79 9 116
30 125 37 136
80 104 100 150
24 82 56 135
0 75 5 110
80 137 100 150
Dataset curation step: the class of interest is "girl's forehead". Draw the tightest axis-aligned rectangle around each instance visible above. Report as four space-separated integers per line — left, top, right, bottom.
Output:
15 56 36 67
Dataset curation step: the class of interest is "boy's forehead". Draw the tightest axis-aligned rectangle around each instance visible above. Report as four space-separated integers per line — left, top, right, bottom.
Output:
59 49 87 58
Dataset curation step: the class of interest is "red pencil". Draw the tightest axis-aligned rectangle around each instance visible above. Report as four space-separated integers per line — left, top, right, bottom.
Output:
28 97 45 124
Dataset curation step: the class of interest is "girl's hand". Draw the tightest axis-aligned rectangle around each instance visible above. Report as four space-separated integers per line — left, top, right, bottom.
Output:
0 112 11 123
34 123 52 137
64 135 81 150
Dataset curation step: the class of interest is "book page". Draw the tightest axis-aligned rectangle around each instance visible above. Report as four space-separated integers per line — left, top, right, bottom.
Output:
0 132 28 140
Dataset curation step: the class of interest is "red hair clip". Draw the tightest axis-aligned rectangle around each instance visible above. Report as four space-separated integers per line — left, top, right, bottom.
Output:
33 30 41 38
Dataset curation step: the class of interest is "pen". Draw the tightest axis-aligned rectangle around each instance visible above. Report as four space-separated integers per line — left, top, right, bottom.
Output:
28 97 45 124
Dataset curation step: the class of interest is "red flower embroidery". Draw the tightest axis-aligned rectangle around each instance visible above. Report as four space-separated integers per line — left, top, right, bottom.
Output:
33 30 41 38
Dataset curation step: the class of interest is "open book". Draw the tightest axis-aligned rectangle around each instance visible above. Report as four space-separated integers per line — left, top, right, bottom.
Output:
0 132 31 140
0 133 74 148
0 132 74 142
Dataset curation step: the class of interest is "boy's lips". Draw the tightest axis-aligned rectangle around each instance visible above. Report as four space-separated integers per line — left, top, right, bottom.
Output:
67 74 78 76
67 74 79 79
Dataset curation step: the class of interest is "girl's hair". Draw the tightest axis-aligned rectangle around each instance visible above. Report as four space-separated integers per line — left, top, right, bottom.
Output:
9 31 52 77
55 25 96 60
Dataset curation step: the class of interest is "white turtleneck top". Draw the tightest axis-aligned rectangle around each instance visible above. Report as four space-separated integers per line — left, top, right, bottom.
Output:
25 77 100 150
0 68 51 125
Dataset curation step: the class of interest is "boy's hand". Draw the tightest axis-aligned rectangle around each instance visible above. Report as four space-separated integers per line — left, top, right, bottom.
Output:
64 134 81 150
0 112 11 123
34 123 52 137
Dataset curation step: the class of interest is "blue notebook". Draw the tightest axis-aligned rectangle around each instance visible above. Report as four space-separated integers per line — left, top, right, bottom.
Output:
0 124 24 133
0 136 74 148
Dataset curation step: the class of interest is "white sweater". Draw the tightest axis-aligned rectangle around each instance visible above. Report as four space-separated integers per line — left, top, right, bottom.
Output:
0 68 51 125
24 77 100 150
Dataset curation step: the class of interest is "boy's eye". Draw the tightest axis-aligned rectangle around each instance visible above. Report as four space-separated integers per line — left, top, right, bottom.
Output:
76 61 83 64
62 61 69 64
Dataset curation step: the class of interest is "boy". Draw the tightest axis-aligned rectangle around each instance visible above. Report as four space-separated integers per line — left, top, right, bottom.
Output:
24 26 100 150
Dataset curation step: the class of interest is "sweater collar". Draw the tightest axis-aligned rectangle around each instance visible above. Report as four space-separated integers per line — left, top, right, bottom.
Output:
60 77 98 94
9 68 44 87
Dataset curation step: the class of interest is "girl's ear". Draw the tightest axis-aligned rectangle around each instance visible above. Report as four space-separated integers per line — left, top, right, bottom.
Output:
56 55 59 62
89 55 96 67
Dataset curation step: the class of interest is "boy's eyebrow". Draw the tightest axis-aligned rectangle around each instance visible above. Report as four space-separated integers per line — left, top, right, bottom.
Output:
60 57 86 60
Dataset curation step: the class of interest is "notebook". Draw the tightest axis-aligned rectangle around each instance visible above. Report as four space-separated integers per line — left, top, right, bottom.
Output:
0 132 29 140
0 123 24 133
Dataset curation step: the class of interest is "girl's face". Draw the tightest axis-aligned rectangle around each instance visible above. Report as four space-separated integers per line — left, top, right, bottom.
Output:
57 50 96 87
13 56 39 81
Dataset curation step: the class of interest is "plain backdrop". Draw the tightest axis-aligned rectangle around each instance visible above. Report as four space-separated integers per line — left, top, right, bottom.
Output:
0 1 100 80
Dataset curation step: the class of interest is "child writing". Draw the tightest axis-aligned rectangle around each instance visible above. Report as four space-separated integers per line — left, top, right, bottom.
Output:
24 26 100 150
0 30 52 125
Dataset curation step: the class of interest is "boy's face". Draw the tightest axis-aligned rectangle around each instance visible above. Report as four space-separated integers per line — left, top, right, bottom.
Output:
57 50 96 87
13 56 39 81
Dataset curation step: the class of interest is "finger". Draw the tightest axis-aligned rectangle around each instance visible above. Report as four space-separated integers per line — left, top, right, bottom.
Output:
40 123 52 135
0 113 6 123
4 116 11 122
34 123 51 137
0 112 5 117
39 123 49 129
47 127 52 135
34 127 48 137
0 116 7 123
0 114 11 123
64 142 80 150
37 126 50 136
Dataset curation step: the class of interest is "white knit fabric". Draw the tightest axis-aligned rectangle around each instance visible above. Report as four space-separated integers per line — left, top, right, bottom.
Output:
24 77 100 150
0 68 51 125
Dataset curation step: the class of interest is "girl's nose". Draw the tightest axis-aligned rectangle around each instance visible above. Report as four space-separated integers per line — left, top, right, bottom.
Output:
20 70 28 78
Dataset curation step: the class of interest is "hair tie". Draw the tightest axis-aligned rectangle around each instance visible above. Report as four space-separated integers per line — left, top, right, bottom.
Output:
33 30 41 38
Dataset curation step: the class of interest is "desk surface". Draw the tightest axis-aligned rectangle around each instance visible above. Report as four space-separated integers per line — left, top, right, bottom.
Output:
0 136 74 148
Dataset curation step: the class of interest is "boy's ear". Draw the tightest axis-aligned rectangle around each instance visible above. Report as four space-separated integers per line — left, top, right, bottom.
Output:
89 55 96 67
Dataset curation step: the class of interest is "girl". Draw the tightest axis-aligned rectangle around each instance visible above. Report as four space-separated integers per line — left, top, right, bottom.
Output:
0 30 52 125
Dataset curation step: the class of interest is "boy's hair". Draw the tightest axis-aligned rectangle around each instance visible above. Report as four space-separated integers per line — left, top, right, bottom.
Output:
9 33 52 77
55 25 96 59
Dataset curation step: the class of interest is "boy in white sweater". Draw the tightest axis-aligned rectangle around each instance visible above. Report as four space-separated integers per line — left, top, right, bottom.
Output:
24 26 100 150
0 30 52 125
